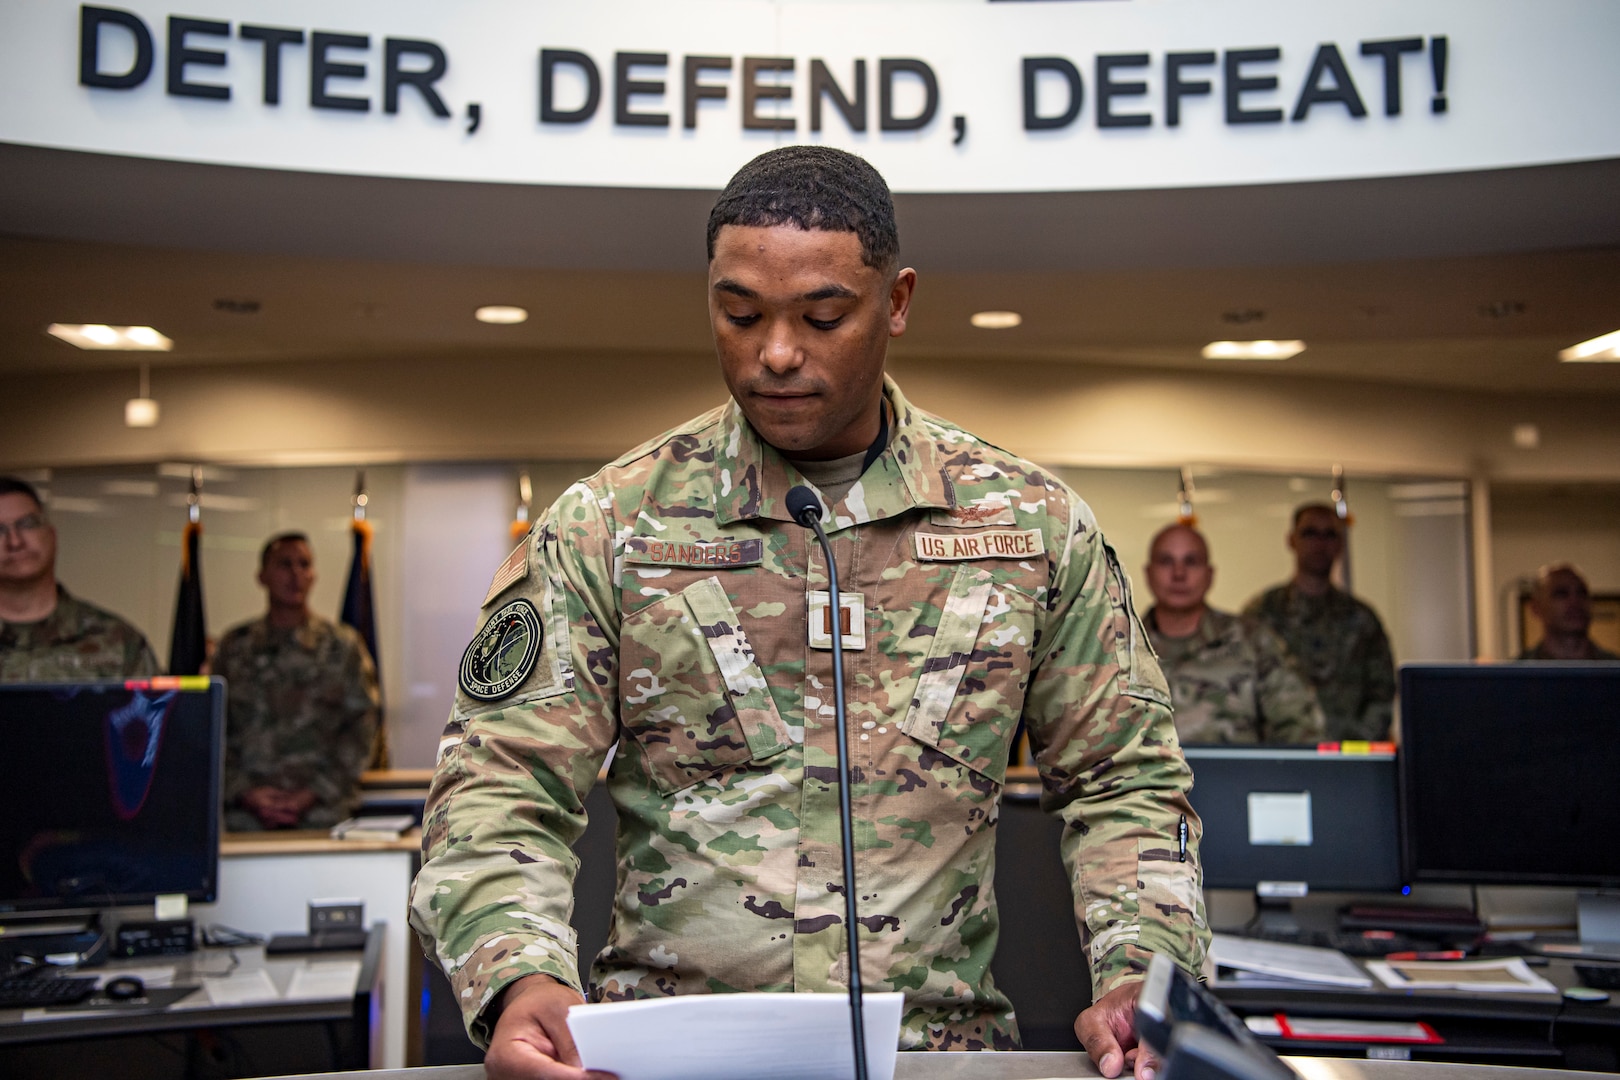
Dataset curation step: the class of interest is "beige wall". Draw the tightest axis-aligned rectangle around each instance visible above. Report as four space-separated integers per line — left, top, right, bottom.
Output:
4 352 1619 484
1490 484 1620 657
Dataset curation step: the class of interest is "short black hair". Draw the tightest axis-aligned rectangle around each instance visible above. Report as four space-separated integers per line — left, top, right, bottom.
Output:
0 477 44 511
707 145 899 273
259 531 311 569
1291 502 1341 530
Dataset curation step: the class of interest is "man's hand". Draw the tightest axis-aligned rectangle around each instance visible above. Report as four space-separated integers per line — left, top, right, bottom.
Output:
1076 981 1159 1080
484 974 615 1080
240 786 315 828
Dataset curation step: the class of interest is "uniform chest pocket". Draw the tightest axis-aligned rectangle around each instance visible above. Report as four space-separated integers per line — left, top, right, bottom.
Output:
619 575 792 795
898 562 1037 786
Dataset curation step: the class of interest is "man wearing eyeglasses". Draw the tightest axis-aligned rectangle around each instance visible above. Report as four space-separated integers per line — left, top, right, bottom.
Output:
0 476 159 683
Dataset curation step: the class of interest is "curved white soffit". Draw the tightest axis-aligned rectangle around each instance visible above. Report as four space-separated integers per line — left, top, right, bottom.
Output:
1 0 1617 193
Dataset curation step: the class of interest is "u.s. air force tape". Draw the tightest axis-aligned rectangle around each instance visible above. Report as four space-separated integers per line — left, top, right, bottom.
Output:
459 598 542 701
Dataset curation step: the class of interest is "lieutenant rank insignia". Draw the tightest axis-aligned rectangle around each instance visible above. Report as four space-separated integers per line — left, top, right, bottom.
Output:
459 598 542 701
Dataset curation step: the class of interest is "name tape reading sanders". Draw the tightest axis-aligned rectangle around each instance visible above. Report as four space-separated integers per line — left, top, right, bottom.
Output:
624 537 766 568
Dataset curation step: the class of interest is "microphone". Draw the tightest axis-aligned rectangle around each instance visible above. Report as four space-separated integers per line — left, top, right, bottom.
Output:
785 484 868 1080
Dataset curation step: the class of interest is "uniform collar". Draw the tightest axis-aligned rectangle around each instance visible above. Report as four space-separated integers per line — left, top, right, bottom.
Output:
714 375 953 529
249 611 323 651
1147 605 1230 647
2 584 79 642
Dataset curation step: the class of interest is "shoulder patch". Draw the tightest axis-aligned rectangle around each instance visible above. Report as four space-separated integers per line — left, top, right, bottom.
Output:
459 598 543 701
483 540 530 605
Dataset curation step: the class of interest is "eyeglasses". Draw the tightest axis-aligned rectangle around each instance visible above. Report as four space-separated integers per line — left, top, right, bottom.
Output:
0 514 47 543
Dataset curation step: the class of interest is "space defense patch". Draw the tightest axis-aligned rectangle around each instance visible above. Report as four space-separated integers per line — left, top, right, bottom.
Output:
459 598 543 701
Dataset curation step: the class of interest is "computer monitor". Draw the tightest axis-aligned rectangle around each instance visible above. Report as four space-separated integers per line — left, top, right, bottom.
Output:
0 678 225 915
1185 746 1402 913
1400 663 1620 941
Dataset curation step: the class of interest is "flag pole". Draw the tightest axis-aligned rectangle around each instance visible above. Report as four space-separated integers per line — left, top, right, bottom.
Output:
1331 465 1353 594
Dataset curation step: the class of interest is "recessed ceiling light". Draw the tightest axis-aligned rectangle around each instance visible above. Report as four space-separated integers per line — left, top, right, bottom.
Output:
1202 339 1306 361
970 310 1022 330
48 323 173 351
1559 329 1620 362
476 305 529 325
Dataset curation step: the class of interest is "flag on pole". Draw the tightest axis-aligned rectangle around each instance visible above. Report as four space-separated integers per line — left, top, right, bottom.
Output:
168 469 207 676
341 471 388 768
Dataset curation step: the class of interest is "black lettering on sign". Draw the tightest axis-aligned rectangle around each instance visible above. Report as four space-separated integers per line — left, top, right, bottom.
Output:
810 59 866 132
1164 51 1214 127
167 16 230 100
615 51 669 127
1022 57 1082 130
1096 53 1150 128
879 58 937 131
1224 47 1283 124
385 38 450 117
239 25 304 106
540 49 600 123
683 55 731 129
742 56 794 131
311 31 370 112
80 6 153 90
1359 37 1423 117
1291 42 1365 121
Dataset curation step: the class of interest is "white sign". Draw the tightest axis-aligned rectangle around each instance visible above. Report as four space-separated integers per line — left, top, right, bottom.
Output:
1 0 1616 193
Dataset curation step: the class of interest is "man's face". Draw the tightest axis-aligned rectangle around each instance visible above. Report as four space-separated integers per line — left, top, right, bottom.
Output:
1535 569 1593 637
0 492 56 588
1145 528 1214 615
708 224 915 460
258 539 315 611
1288 508 1344 578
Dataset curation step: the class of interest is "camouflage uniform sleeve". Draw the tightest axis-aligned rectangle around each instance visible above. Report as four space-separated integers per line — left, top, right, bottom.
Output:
1249 620 1325 744
1357 611 1397 741
1023 493 1209 997
302 629 380 823
408 482 621 1048
214 633 254 807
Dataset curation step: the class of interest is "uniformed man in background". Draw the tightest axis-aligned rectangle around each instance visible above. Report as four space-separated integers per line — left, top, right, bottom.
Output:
411 146 1207 1080
0 476 160 682
1143 524 1324 744
1519 562 1618 661
216 532 379 830
1244 504 1396 742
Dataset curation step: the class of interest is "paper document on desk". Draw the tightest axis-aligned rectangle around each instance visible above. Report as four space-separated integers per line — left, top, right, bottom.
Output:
1211 934 1374 988
568 991 905 1080
1365 957 1558 993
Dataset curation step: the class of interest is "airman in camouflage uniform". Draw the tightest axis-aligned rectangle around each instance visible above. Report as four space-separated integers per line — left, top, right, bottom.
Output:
1243 505 1396 742
1146 609 1324 744
216 533 380 831
410 147 1207 1077
0 585 160 682
1142 523 1323 744
1 477 159 683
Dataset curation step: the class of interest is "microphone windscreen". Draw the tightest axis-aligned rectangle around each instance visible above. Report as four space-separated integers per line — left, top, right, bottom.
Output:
785 485 822 525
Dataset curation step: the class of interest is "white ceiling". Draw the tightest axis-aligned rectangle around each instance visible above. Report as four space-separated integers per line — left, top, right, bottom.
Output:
2 143 1618 396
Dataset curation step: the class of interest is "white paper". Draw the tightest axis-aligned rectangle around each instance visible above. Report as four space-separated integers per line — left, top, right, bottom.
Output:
202 967 281 1006
1211 934 1373 988
96 965 176 989
1364 957 1558 994
1248 792 1312 846
568 991 905 1080
154 893 188 920
286 960 362 1001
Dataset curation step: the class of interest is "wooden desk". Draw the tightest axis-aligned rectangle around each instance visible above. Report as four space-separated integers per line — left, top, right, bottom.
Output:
0 927 382 1079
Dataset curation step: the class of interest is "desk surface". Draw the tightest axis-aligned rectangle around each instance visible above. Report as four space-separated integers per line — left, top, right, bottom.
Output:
259 1052 1620 1080
0 931 380 1047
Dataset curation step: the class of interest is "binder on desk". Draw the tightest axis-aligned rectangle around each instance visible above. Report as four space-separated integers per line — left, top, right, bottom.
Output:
1253 1015 1444 1045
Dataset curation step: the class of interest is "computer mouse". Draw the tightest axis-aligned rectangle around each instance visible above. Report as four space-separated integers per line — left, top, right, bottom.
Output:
104 975 145 1001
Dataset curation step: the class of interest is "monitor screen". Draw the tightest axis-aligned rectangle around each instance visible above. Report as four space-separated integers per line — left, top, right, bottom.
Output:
0 678 224 913
1400 663 1620 888
1185 747 1401 892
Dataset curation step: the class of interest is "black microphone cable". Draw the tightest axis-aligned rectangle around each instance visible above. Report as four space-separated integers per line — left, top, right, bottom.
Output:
785 483 868 1080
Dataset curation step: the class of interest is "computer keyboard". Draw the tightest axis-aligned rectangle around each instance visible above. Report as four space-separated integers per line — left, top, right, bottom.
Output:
1575 964 1620 990
0 973 98 1008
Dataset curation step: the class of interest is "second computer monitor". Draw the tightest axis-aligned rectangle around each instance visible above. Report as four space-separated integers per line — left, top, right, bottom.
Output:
1185 746 1402 893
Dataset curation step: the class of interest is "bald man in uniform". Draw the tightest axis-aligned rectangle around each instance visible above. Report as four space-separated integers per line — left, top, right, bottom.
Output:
1519 563 1618 661
1143 524 1323 744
